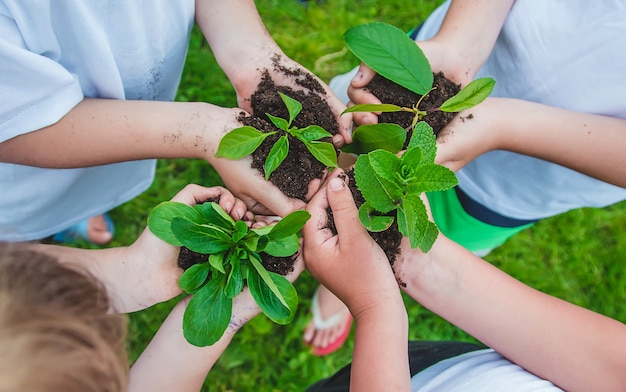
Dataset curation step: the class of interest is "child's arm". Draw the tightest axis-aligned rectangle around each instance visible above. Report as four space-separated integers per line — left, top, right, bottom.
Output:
194 0 352 145
396 233 626 392
29 184 251 313
434 97 626 188
302 171 411 392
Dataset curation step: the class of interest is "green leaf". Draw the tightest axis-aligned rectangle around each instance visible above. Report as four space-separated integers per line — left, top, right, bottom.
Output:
247 263 298 324
183 277 232 347
343 123 406 154
406 163 459 194
232 220 249 243
266 113 289 131
302 140 338 168
247 254 289 310
407 122 437 163
353 154 400 213
267 210 311 240
278 92 302 126
399 146 423 169
215 126 275 159
440 77 496 113
264 135 289 179
264 234 300 257
297 125 333 141
225 253 244 298
418 220 439 253
243 233 269 253
342 103 403 114
358 202 395 232
147 201 204 246
344 22 433 95
171 217 232 254
208 252 226 274
396 195 429 249
179 262 210 293
194 202 235 230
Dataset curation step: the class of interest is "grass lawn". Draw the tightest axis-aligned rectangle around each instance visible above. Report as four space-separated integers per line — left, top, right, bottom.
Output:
102 0 626 390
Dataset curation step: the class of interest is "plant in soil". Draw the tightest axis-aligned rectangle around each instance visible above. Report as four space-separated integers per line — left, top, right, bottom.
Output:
335 22 495 253
341 22 495 155
216 92 338 180
147 199 310 347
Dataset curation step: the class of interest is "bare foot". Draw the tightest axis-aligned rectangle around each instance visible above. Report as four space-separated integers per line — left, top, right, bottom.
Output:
86 215 113 245
304 285 351 351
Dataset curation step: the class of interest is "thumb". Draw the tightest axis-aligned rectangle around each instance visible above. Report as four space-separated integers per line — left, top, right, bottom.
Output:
326 177 368 244
350 63 376 88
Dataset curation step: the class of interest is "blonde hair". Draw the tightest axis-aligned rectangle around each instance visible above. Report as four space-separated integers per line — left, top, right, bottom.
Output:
0 243 128 392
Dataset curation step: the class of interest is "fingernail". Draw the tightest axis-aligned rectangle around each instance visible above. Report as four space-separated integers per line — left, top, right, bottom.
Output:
353 71 363 82
235 208 244 219
223 201 233 212
329 177 344 191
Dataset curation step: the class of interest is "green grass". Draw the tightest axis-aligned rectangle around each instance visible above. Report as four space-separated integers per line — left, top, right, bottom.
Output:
103 0 626 390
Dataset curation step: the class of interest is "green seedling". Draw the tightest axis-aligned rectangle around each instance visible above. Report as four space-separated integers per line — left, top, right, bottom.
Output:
354 122 457 253
342 22 495 154
216 92 338 179
148 200 310 347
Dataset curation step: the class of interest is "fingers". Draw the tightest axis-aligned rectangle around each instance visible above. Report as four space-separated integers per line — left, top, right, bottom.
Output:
350 63 376 88
324 175 369 249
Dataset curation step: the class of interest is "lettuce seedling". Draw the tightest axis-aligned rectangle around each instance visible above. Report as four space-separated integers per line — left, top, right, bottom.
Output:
148 200 310 347
342 22 495 154
215 92 338 179
354 122 457 252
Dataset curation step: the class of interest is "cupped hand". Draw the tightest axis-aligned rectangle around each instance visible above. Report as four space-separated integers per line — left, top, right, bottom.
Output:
302 169 399 316
127 185 255 311
233 53 353 147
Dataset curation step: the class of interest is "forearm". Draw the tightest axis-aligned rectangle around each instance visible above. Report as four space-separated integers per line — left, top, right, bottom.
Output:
129 292 260 392
403 237 626 392
195 0 280 89
429 0 514 77
492 98 626 187
0 98 237 168
350 299 411 391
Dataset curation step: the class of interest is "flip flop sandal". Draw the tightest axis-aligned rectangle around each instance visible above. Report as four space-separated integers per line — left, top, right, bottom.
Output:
308 287 353 356
52 213 114 245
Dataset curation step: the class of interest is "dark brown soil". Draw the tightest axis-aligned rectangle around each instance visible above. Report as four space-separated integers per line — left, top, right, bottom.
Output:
240 55 340 201
366 72 460 141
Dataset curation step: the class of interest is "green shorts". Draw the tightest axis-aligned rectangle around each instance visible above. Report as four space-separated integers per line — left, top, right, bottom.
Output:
427 188 535 253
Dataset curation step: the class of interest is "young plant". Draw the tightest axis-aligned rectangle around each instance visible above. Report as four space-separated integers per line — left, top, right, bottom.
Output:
215 92 338 179
354 121 457 253
342 22 495 154
147 200 310 347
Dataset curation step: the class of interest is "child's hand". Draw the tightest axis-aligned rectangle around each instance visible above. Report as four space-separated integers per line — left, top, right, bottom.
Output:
126 185 253 312
302 169 399 316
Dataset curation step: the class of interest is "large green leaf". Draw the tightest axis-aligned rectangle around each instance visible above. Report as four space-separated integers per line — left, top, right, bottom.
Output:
344 22 433 95
215 126 276 159
296 125 333 142
194 202 235 230
264 234 300 257
406 163 459 194
396 195 428 250
440 77 496 113
354 154 399 213
247 264 298 324
343 123 406 154
302 140 338 168
225 254 244 298
147 201 204 246
278 92 302 125
267 210 311 240
179 262 210 293
264 135 289 179
172 217 232 254
342 103 403 114
183 277 232 347
358 202 395 232
247 254 289 310
407 121 437 163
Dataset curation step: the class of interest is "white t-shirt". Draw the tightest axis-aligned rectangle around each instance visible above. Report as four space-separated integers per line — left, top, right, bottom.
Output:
0 1 195 241
411 349 563 391
414 0 626 220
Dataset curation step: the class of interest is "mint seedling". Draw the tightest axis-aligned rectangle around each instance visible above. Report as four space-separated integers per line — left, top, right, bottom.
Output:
354 122 457 252
148 201 310 347
216 92 338 179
